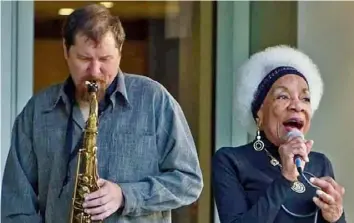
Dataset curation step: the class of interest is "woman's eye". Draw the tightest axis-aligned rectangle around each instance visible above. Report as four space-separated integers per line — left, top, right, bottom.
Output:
277 95 289 100
303 97 311 102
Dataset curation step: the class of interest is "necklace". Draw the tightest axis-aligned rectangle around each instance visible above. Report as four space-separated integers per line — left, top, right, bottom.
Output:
263 148 307 194
264 148 282 167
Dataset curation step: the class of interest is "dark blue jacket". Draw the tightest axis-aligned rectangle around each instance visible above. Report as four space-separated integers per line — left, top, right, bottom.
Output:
212 136 346 223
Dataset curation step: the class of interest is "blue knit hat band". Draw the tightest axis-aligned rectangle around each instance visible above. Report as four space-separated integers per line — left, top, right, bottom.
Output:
251 66 308 120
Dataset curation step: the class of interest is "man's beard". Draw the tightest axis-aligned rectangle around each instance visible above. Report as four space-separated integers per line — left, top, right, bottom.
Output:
76 79 107 103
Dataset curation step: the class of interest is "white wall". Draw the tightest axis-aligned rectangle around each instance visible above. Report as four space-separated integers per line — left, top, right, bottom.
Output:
298 2 354 220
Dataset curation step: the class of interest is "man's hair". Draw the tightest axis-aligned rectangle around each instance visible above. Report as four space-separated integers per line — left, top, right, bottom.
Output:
62 4 125 51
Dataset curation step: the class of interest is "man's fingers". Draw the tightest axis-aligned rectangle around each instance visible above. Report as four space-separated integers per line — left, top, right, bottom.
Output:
83 194 111 208
90 207 114 221
85 202 110 215
97 178 106 187
85 186 108 201
88 201 116 221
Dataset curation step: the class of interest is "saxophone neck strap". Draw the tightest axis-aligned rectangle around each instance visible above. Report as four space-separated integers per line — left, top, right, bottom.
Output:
59 105 84 198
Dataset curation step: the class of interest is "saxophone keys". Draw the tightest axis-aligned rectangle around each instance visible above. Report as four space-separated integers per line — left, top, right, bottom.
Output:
82 176 89 183
79 186 90 199
82 186 90 193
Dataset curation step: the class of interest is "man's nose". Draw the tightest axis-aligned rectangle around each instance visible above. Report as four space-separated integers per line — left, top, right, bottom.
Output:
88 60 101 77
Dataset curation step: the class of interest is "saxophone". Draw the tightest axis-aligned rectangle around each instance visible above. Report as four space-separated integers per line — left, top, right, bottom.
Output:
70 81 102 223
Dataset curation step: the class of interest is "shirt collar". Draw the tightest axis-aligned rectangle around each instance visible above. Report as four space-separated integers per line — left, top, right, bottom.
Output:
44 70 131 112
112 70 131 108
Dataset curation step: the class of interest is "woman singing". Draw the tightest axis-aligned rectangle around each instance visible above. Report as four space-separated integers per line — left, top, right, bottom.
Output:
212 45 346 223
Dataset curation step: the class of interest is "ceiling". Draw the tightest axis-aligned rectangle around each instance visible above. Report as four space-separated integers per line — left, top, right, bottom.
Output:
35 1 180 20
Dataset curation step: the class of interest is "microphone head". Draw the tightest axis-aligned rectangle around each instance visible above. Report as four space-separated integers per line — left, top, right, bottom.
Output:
284 129 306 172
285 129 304 140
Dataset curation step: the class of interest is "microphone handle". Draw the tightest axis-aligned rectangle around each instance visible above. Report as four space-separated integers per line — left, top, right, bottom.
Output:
294 155 303 174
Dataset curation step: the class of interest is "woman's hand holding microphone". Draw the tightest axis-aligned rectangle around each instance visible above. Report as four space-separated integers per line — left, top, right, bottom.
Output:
278 131 344 222
278 132 313 182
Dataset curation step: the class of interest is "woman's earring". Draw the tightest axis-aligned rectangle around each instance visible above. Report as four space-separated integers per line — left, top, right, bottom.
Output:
253 129 264 151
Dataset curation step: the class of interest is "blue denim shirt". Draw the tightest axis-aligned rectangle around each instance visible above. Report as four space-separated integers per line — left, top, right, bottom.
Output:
1 72 203 223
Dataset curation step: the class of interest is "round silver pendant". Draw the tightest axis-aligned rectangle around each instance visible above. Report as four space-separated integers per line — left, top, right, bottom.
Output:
253 140 264 151
291 181 306 193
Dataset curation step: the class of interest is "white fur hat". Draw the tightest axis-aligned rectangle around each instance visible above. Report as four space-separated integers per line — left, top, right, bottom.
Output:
235 45 324 135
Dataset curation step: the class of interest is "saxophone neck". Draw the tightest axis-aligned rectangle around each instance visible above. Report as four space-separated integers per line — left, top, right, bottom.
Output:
85 81 99 127
89 92 98 117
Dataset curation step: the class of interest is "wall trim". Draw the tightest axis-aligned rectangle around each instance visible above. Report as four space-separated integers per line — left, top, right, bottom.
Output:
214 1 250 222
1 1 34 179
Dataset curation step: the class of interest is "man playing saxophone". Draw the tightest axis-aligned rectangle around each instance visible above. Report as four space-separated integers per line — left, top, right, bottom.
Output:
1 4 203 223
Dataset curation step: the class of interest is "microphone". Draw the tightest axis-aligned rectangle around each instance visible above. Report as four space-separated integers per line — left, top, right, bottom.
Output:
285 129 305 174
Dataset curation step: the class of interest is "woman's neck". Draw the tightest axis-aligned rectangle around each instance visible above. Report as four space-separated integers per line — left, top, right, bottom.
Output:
259 131 280 158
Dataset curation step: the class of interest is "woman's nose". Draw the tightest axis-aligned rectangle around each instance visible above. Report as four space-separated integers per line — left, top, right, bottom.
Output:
288 98 304 112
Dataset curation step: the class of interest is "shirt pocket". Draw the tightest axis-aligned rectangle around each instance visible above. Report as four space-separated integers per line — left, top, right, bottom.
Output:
105 132 159 183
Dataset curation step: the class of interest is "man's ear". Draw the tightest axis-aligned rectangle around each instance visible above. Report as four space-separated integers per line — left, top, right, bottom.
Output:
63 39 68 60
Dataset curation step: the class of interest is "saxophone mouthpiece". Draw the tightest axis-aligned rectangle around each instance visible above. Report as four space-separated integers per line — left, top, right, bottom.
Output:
86 81 98 93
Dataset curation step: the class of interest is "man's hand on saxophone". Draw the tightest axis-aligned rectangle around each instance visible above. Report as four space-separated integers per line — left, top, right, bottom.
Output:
82 178 124 221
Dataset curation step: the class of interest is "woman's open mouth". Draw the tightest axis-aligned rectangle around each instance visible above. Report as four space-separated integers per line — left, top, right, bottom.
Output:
283 118 304 131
